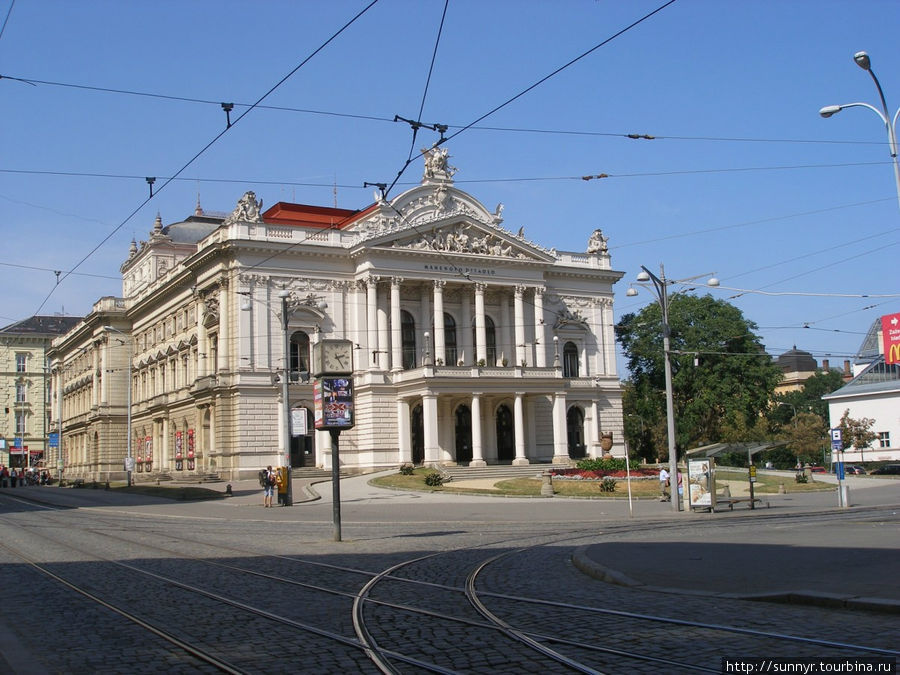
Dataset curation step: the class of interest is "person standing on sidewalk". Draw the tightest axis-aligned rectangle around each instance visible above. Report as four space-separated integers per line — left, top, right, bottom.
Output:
262 466 276 508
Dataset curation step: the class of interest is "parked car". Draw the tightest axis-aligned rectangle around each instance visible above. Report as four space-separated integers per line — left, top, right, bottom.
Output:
842 465 866 475
869 464 900 475
808 465 826 473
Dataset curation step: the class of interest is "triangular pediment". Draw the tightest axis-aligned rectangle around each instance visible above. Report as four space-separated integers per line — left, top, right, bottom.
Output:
345 183 554 262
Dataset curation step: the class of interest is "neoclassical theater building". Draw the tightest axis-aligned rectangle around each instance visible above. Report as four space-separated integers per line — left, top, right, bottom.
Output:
48 150 625 482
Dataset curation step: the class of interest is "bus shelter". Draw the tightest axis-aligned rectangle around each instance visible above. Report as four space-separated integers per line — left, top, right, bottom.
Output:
684 441 786 511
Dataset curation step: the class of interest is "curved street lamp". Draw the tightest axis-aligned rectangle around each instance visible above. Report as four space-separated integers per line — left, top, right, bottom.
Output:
820 51 900 213
626 264 719 513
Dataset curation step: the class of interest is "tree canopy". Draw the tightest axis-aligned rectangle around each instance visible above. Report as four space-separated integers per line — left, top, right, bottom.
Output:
616 293 782 459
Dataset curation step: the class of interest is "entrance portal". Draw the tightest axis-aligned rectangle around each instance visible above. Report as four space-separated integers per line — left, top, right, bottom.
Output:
496 404 515 462
455 405 472 464
567 406 586 459
411 404 424 464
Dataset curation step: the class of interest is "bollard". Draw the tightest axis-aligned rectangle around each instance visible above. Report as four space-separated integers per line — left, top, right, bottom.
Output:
225 483 233 497
105 482 110 490
778 483 785 494
541 471 554 497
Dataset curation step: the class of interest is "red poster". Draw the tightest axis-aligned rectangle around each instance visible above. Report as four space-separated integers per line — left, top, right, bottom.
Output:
883 312 900 365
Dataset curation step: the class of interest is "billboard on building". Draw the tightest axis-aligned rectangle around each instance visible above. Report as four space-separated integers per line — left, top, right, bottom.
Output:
883 312 900 365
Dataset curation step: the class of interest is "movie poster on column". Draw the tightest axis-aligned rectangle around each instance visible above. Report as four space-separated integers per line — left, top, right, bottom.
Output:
313 377 354 429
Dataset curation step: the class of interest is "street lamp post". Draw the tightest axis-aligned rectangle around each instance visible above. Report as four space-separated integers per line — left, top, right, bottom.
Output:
626 265 719 513
278 289 293 507
820 51 900 213
104 326 132 487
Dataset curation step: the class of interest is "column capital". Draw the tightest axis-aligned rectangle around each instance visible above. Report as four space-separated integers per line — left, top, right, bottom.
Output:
391 276 404 287
474 281 487 293
433 279 446 290
514 284 527 297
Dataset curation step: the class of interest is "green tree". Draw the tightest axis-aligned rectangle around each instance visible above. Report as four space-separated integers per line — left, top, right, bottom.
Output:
616 294 782 458
838 410 877 452
780 411 828 464
769 369 844 429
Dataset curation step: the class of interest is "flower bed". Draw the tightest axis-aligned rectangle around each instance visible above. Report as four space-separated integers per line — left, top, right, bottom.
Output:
550 468 658 480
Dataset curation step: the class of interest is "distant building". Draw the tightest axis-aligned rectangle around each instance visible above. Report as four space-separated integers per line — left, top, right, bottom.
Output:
48 151 625 482
823 318 899 463
0 315 81 467
774 346 818 394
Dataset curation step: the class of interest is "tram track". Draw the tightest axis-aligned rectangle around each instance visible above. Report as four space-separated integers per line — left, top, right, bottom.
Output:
1 490 896 673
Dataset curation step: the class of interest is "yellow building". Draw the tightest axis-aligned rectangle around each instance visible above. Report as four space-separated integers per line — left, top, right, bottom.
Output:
0 315 80 467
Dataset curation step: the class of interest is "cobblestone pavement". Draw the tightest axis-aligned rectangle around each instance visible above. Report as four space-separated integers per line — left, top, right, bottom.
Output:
0 475 897 673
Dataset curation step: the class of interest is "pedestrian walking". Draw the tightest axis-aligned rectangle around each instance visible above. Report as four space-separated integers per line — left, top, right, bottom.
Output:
658 467 670 501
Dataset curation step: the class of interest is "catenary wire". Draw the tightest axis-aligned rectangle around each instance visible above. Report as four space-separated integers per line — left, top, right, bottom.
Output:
28 0 380 316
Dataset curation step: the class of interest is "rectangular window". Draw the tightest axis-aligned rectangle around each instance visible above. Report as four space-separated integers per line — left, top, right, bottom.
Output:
16 412 25 435
16 354 26 372
16 382 26 403
879 432 891 448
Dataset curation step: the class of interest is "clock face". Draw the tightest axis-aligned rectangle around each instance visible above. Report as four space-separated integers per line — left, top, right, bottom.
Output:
322 341 353 373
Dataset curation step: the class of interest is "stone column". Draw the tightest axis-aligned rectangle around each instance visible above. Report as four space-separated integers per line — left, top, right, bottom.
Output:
513 392 528 465
499 292 510 366
590 399 602 458
602 298 616 376
514 285 526 366
552 392 569 463
100 341 109 404
397 398 412 464
419 284 431 365
390 277 402 371
474 282 487 364
534 287 546 367
91 346 100 408
433 280 445 365
461 292 472 365
197 297 208 377
470 393 486 467
366 276 379 369
422 393 440 465
217 280 229 373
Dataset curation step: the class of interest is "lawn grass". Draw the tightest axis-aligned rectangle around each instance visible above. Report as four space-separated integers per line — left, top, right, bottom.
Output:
371 467 834 498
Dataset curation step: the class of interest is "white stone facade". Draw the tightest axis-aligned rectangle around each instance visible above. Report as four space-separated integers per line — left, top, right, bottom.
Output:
48 155 625 482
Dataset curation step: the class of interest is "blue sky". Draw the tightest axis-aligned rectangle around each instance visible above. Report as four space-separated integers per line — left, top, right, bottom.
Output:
1 0 898 374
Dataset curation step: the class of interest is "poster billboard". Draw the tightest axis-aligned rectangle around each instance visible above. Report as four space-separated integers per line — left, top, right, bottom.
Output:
313 377 354 429
882 312 900 365
688 459 712 507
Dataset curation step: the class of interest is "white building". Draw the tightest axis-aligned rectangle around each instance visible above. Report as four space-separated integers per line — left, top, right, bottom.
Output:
48 150 625 482
824 319 900 464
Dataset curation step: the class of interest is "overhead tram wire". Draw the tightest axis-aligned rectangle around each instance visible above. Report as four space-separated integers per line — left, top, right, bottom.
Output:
378 0 679 200
0 0 14 43
29 0 380 316
385 0 450 198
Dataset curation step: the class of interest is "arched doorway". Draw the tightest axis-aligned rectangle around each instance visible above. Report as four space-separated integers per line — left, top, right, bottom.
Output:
567 406 586 458
290 407 315 467
496 404 515 462
411 404 424 464
455 405 472 464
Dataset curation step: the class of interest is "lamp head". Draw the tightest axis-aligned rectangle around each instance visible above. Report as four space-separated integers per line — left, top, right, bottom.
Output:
636 271 650 282
278 289 291 299
819 105 842 118
707 277 720 287
626 287 638 297
853 51 871 71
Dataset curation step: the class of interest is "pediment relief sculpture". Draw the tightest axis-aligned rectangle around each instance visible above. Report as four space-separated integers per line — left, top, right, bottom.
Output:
554 307 589 330
390 223 527 259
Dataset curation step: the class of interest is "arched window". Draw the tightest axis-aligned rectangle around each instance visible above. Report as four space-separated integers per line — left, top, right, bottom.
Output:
472 316 497 365
289 331 310 379
401 310 416 369
444 313 457 365
563 341 579 377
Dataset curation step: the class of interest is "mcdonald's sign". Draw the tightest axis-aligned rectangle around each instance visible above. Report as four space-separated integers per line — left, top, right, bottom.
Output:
883 312 900 365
